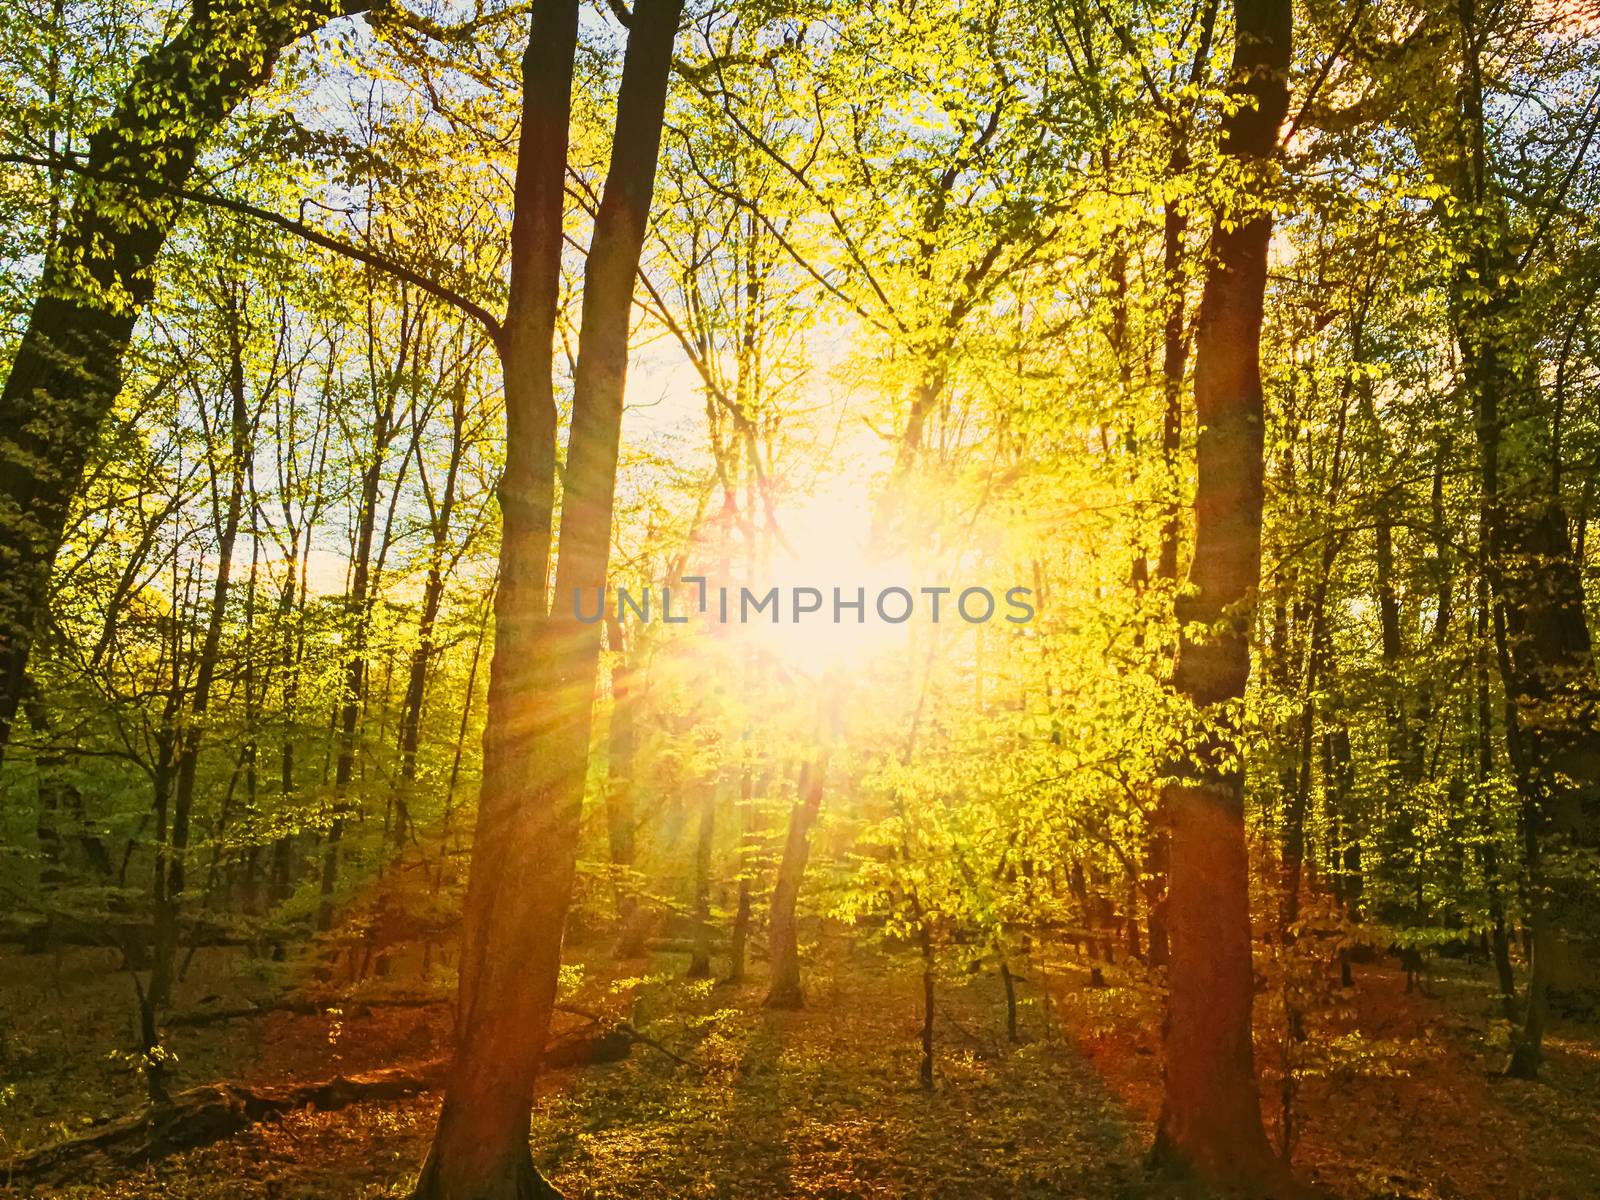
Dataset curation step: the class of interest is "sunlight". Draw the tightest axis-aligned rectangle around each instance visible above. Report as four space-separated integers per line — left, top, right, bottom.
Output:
744 488 915 675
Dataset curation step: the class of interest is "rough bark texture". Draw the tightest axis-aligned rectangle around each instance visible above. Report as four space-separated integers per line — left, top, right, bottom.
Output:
1150 0 1292 1190
0 0 361 765
1144 0 1217 977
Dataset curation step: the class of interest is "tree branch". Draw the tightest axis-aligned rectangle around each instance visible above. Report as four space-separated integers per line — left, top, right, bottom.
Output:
2 152 504 345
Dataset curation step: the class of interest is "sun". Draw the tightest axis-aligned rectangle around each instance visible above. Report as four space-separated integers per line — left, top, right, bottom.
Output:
741 488 915 675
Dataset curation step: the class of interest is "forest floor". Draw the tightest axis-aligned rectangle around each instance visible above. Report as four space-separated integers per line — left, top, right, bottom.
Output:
1 936 1597 1199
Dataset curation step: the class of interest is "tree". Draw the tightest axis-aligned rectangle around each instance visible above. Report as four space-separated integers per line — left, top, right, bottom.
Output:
0 0 372 765
413 0 683 1193
1150 0 1294 1190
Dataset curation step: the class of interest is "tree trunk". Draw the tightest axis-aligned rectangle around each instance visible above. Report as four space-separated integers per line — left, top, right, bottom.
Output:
144 309 251 1102
414 2 680 1195
317 351 402 929
765 755 827 1009
394 384 466 852
687 774 717 979
1151 1 1292 1190
1144 0 1218 978
322 300 422 926
412 5 576 1192
1282 540 1339 933
1444 0 1600 1077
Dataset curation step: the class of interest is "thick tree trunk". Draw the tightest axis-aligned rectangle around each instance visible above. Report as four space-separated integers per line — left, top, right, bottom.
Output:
414 2 680 1196
412 6 577 1194
1142 177 1191 981
764 755 826 1009
1151 1 1292 1190
0 0 362 764
1145 0 1218 978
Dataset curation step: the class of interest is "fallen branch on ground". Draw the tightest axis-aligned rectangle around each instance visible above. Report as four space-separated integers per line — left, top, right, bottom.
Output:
1 1019 665 1189
1 1060 447 1190
166 992 444 1028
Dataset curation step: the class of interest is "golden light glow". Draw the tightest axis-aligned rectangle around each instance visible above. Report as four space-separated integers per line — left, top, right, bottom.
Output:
743 488 914 675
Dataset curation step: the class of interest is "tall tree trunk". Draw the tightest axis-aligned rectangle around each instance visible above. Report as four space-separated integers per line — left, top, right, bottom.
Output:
239 519 263 911
1151 1 1292 1189
414 1 680 1194
1145 0 1219 977
1321 725 1357 986
1476 575 1519 1022
317 387 391 931
270 542 306 911
412 3 576 1188
0 0 363 764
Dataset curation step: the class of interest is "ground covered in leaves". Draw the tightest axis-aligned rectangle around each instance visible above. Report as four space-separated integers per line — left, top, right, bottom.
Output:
1 938 1597 1198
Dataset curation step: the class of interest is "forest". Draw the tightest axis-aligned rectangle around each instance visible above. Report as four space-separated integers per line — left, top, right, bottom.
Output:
1 0 1599 1196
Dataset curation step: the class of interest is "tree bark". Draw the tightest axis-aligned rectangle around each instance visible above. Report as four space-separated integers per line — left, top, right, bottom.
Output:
414 1 681 1195
411 3 577 1193
317 386 391 931
1145 0 1218 977
1151 0 1292 1190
